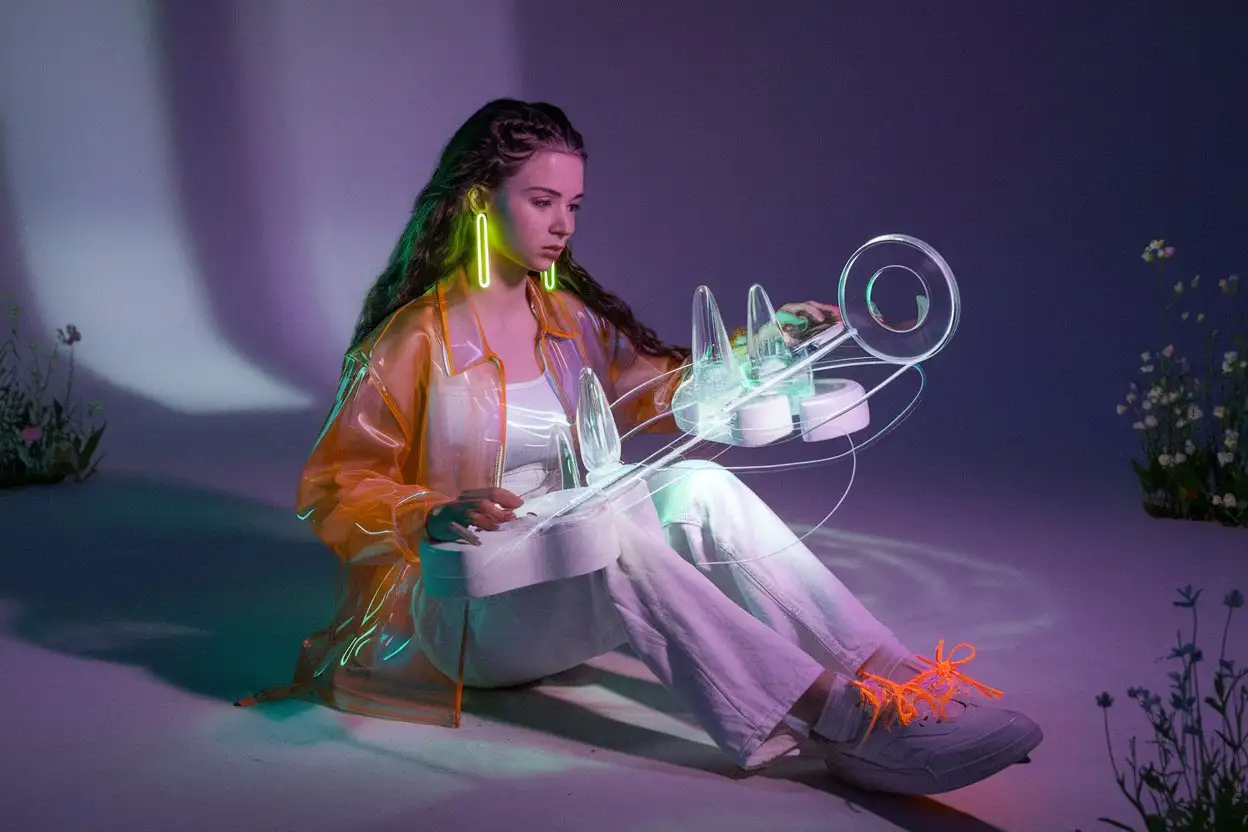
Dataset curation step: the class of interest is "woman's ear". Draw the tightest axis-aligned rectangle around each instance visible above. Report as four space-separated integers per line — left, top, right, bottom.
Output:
466 186 487 215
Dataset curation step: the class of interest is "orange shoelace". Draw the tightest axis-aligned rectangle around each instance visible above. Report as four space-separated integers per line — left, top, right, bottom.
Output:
850 640 1005 740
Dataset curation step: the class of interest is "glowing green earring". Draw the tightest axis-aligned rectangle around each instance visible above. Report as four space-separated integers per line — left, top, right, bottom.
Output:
475 207 555 291
474 212 490 289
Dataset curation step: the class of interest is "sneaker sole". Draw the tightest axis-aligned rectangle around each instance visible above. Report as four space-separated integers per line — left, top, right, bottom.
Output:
824 720 1043 796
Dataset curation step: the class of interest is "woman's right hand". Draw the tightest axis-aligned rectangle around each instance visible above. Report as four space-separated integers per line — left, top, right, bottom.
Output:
424 487 525 545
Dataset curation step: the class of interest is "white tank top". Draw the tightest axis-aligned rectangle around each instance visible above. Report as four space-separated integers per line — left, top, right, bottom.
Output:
500 374 570 498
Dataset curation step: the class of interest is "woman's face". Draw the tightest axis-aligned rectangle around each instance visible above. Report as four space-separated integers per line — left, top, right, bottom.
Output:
489 150 584 274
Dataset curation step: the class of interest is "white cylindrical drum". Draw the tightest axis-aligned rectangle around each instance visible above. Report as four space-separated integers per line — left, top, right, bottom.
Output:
798 378 871 442
731 393 794 447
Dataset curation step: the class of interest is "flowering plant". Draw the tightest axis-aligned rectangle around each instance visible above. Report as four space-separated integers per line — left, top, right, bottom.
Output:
1094 586 1247 831
0 295 106 486
1118 241 1246 526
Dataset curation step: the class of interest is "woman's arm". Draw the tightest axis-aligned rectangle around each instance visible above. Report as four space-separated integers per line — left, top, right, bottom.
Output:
605 326 691 436
296 327 452 566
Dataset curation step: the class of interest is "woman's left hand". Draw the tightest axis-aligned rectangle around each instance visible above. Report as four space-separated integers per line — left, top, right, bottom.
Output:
776 300 841 346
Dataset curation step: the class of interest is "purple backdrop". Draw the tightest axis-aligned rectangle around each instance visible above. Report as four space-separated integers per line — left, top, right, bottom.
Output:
3 1 1244 504
1 4 1246 830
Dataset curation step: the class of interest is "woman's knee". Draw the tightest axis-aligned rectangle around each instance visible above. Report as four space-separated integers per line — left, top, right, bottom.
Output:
648 458 733 490
648 458 754 523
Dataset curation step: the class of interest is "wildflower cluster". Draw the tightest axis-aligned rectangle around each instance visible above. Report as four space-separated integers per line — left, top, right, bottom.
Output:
0 295 106 486
1119 242 1246 526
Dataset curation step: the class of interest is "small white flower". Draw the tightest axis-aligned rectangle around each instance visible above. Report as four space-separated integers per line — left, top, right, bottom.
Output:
1187 404 1203 421
1133 421 1146 430
1190 275 1201 288
1174 281 1184 294
1176 418 1188 429
1213 405 1227 419
1197 312 1206 322
1217 450 1235 466
1141 351 1152 361
1219 278 1228 290
1174 452 1187 464
1141 364 1155 373
1116 404 1128 415
1147 386 1162 401
1224 494 1238 509
1162 344 1174 358
1226 429 1240 451
1144 414 1158 428
1126 392 1138 403
1181 311 1190 321
1184 439 1196 454
1213 494 1224 506
1159 453 1173 467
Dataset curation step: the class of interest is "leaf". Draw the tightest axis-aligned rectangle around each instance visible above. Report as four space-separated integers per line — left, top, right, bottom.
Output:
52 398 64 427
1096 818 1137 831
78 424 105 467
1214 728 1238 749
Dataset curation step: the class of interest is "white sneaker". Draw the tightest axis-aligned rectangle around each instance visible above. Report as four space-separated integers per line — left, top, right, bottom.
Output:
821 699 1042 794
817 640 1042 795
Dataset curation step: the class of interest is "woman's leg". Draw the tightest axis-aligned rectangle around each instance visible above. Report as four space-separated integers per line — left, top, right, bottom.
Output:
644 459 914 678
417 462 1038 783
416 571 628 689
416 515 829 769
599 514 830 769
597 515 1041 787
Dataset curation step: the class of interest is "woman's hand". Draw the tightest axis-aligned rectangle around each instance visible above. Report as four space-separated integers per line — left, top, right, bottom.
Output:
776 300 841 346
425 487 525 546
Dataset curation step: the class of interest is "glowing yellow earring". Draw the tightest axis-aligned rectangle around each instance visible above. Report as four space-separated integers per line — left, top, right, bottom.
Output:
475 206 555 291
474 212 490 289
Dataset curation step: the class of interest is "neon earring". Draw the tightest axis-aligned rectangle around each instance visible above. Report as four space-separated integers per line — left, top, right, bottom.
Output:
474 208 556 291
474 212 490 289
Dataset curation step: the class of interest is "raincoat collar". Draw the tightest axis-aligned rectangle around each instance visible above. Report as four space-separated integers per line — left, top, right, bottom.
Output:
434 268 579 376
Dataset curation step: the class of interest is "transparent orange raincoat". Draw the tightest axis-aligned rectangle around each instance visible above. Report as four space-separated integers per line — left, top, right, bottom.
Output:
241 269 688 726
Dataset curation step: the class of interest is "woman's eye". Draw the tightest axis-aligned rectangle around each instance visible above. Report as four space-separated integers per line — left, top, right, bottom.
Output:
569 204 581 213
534 199 552 207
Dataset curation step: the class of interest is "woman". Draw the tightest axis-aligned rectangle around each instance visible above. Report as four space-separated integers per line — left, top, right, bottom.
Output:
243 99 1041 795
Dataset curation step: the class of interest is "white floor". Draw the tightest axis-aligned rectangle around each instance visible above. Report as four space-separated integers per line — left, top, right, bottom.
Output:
2 452 1244 832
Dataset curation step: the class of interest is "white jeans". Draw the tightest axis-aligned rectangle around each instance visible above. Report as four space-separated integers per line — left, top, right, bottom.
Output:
417 460 897 769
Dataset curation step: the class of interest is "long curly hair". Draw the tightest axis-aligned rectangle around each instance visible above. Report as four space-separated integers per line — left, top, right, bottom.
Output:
348 99 688 364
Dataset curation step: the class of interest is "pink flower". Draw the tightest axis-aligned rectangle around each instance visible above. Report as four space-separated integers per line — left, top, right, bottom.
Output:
1162 246 1175 258
19 425 42 444
57 324 82 346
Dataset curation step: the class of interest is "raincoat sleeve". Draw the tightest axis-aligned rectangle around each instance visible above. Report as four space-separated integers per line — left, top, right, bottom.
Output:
296 322 452 566
604 323 692 435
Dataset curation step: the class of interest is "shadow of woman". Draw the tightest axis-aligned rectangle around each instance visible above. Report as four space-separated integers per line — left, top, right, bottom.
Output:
0 473 334 704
